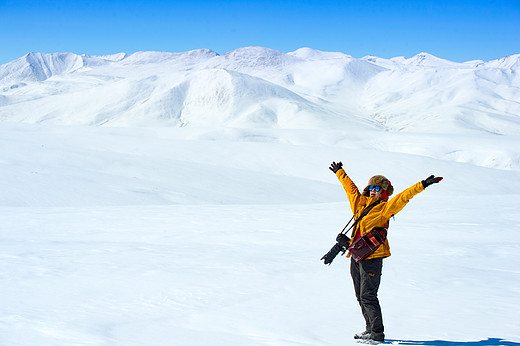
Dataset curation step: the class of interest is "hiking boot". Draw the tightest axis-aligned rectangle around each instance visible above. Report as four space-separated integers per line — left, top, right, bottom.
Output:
369 333 385 342
357 339 382 345
354 331 385 344
354 331 371 339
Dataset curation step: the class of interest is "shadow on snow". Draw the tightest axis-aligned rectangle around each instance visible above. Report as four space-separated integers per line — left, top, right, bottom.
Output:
385 338 520 346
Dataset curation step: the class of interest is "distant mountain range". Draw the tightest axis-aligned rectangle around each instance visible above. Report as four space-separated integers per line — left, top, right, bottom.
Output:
1 47 519 134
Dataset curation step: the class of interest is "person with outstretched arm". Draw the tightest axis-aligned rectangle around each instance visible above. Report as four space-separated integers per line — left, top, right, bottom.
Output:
328 161 442 344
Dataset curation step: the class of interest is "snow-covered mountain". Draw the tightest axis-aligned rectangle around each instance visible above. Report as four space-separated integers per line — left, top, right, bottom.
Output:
1 47 519 134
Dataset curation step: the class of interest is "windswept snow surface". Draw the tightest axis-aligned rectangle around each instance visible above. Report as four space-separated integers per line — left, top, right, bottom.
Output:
0 122 519 345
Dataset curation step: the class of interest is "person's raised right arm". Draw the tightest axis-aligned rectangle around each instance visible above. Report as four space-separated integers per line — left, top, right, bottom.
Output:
329 161 361 213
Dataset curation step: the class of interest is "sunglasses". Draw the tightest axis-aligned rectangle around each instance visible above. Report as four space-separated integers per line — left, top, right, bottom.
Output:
368 185 382 192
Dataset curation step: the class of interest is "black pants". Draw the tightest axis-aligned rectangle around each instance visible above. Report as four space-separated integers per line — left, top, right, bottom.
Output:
350 257 384 340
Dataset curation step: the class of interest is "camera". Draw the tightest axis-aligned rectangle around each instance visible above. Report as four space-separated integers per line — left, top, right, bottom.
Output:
321 233 351 265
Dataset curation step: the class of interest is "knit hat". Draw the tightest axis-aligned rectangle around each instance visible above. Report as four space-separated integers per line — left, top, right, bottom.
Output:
362 175 394 197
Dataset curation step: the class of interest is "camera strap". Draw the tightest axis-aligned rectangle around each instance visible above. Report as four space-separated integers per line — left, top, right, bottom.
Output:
341 199 384 236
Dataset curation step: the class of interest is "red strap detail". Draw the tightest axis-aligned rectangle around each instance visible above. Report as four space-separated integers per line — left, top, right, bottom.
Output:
367 232 379 246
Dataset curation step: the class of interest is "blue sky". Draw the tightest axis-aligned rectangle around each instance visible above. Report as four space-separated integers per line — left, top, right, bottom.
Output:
0 0 518 65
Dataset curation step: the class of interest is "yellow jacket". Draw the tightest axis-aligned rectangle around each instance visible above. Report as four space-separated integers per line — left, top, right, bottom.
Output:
336 168 425 259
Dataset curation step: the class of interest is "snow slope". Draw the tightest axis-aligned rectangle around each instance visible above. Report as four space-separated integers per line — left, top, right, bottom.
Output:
1 48 519 134
0 122 519 345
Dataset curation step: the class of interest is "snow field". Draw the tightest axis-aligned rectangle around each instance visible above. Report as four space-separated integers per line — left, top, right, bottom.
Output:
0 123 519 345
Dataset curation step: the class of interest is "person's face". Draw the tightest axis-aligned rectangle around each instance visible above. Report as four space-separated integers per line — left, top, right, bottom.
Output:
369 185 383 199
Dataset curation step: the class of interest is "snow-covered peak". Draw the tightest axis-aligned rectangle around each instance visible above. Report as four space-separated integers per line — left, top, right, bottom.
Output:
204 46 300 70
0 52 84 83
82 52 127 61
288 47 352 60
391 52 466 68
82 52 128 62
79 53 129 68
223 46 285 59
481 54 520 69
361 55 400 69
120 49 218 65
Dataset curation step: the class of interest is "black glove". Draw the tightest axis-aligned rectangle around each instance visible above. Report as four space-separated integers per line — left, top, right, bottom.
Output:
422 175 443 188
329 161 343 173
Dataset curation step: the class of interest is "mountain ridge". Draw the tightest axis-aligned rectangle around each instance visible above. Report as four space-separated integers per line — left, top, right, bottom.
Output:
1 47 519 134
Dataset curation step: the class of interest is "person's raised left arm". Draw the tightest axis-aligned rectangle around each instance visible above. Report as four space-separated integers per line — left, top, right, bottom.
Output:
382 175 443 219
